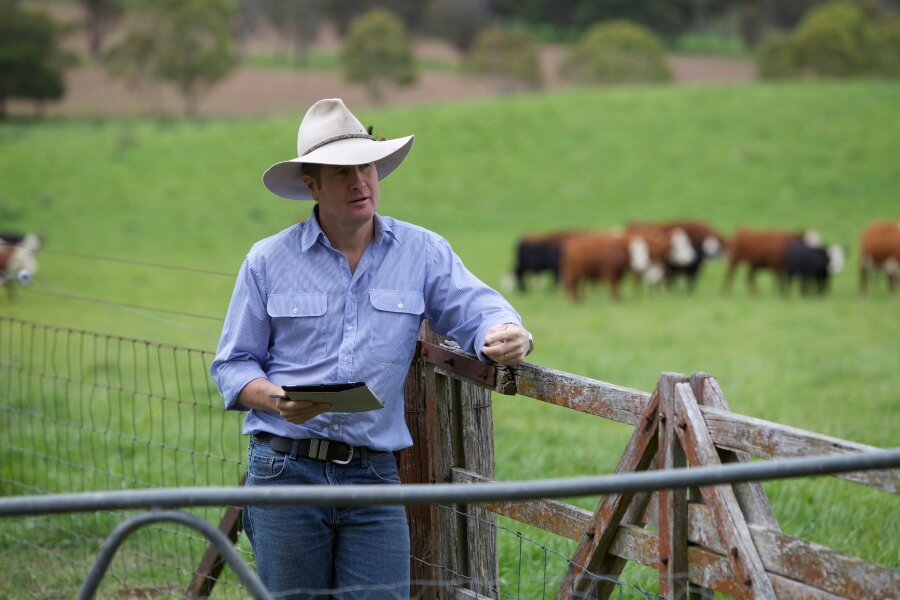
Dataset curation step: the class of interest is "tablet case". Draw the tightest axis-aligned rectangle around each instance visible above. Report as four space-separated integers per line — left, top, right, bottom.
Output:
281 382 384 413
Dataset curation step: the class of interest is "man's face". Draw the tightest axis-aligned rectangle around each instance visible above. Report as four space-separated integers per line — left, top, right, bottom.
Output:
305 163 380 232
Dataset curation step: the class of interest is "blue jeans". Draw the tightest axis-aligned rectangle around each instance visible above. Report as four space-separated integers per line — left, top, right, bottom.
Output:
243 439 410 599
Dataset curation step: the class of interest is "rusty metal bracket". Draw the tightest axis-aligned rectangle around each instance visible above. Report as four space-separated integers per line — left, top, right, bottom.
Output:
416 340 497 389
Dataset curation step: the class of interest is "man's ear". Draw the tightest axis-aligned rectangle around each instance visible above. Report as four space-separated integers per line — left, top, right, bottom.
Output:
302 175 318 199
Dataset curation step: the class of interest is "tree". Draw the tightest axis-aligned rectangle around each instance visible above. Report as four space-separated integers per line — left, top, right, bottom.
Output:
260 0 325 67
466 27 543 91
78 0 123 61
0 5 67 117
104 0 238 117
424 0 492 53
341 8 417 103
560 20 672 85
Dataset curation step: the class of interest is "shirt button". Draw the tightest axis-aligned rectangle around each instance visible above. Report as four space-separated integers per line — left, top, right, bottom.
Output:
331 424 339 431
292 307 298 314
398 303 403 309
339 257 344 263
347 325 353 330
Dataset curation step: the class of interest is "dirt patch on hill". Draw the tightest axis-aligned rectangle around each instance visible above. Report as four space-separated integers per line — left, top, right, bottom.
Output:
9 53 755 119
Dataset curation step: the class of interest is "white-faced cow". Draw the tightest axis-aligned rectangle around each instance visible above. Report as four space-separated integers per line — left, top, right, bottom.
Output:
1 233 41 300
625 223 709 291
723 228 820 294
783 240 845 295
559 232 651 301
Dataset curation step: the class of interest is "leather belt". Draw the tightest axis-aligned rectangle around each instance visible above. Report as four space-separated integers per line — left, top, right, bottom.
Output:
253 432 358 464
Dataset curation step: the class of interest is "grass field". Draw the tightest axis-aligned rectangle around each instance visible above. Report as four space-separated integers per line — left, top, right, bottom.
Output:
1 80 898 594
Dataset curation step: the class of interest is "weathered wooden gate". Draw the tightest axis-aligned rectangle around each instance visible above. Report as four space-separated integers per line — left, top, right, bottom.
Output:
192 325 899 598
401 326 899 599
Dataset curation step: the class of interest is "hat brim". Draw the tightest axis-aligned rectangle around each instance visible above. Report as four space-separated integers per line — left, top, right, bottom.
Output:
262 135 414 201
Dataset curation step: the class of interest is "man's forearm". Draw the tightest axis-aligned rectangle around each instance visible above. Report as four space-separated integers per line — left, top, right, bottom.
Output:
237 377 283 412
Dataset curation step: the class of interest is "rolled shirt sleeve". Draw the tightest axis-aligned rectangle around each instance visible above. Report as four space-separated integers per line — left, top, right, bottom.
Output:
423 233 522 360
210 258 270 409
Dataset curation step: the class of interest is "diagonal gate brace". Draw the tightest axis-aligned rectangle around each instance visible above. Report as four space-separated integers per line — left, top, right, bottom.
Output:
555 385 660 599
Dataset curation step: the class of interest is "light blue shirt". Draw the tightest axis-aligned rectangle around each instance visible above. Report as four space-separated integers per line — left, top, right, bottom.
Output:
210 210 522 451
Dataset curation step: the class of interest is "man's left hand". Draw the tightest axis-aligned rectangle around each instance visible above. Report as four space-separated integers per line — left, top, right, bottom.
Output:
481 323 532 366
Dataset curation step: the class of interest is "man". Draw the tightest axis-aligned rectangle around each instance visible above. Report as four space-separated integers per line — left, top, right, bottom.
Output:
211 98 532 598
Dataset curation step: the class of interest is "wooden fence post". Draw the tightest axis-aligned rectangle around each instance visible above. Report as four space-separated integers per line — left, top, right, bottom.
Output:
401 323 498 597
658 372 690 599
401 344 442 596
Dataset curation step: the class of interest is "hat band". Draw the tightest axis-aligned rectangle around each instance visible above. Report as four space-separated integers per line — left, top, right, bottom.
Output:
302 133 376 156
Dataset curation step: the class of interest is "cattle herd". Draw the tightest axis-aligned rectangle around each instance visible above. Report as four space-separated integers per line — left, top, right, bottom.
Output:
512 220 900 301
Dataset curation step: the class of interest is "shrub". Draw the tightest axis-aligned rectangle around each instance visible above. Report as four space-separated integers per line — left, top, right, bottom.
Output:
465 27 542 91
559 20 671 86
341 8 417 103
793 1 873 75
757 0 884 79
757 35 802 79
792 18 866 77
871 16 900 77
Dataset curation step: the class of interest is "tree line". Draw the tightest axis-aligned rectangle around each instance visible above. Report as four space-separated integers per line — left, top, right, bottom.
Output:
1 0 897 118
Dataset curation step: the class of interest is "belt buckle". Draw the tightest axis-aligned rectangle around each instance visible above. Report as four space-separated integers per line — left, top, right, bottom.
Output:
332 443 353 465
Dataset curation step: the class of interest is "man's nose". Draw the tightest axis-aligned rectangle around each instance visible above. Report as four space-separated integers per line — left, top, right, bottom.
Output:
349 166 367 189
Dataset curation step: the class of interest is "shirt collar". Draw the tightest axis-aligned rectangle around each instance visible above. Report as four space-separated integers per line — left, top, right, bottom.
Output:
299 207 399 252
299 206 325 252
374 213 400 247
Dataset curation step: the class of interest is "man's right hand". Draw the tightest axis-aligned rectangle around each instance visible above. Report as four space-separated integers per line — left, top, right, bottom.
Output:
237 377 332 424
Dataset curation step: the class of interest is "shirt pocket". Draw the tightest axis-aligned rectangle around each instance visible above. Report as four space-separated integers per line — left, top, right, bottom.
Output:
266 293 328 360
369 289 425 364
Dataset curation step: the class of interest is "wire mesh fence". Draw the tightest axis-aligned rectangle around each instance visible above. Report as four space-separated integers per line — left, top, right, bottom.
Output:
0 316 664 599
0 317 252 598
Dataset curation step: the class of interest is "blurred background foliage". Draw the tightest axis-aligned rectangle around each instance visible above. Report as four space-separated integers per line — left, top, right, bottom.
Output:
2 0 899 116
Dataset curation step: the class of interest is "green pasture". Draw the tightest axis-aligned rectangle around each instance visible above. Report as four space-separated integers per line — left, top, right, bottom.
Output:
1 80 899 595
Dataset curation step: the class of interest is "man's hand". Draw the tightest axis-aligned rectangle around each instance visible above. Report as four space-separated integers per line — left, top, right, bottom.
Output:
273 397 332 425
237 377 332 424
481 323 532 366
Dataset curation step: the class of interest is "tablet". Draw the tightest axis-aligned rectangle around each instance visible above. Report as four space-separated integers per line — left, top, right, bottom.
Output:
281 382 384 413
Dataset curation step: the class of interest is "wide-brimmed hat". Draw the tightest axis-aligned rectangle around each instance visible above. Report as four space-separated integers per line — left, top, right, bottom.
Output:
262 98 414 201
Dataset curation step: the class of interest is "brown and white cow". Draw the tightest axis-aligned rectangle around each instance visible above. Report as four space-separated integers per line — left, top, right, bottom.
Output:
559 232 651 301
1 233 40 299
860 220 900 294
625 223 705 291
723 228 820 294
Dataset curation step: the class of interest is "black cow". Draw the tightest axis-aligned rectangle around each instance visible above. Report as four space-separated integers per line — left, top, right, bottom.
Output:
513 231 583 292
664 240 706 292
783 241 845 295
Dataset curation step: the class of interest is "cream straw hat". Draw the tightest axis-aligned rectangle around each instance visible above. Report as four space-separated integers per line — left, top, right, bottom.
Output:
262 98 414 200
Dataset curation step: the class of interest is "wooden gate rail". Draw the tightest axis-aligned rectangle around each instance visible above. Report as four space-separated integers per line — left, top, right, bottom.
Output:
403 327 900 599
